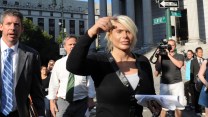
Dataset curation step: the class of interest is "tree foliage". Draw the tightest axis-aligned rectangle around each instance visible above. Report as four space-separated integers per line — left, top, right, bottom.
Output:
21 18 61 65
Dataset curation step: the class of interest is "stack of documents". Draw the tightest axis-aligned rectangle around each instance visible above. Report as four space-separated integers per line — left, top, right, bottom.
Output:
135 95 185 110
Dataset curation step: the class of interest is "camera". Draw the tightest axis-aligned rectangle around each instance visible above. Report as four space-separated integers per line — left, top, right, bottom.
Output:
157 39 172 56
149 39 172 64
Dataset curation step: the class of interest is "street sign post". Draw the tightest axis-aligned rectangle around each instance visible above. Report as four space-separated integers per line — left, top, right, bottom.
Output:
153 16 166 25
159 0 179 8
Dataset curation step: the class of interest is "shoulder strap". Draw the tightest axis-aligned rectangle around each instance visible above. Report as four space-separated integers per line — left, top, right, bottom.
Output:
106 53 130 87
106 53 139 117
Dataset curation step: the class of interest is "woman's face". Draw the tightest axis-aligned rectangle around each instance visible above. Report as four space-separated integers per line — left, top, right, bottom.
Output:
41 66 47 75
109 22 134 51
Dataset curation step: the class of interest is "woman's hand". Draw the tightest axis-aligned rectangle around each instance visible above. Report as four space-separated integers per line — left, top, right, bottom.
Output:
147 100 162 117
88 16 115 38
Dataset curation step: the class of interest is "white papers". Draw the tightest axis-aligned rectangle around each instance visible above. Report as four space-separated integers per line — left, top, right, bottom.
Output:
135 95 186 110
85 108 90 117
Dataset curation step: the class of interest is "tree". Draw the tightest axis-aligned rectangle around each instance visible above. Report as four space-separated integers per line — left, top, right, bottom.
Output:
21 18 61 65
56 29 67 44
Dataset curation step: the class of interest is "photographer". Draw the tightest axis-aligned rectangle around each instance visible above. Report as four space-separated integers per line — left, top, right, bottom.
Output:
198 59 208 117
154 39 186 117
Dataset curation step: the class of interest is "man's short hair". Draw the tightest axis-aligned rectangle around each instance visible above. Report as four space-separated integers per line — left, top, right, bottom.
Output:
195 47 203 53
62 35 77 45
0 9 23 25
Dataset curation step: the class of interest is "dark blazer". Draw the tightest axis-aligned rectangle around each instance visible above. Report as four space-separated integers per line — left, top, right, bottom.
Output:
0 43 45 117
66 34 156 117
190 58 203 83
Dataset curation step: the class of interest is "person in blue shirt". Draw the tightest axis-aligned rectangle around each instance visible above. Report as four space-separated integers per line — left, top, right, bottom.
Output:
185 50 194 81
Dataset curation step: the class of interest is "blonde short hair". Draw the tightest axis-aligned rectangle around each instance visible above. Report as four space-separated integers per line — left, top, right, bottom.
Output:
105 15 138 52
168 39 176 47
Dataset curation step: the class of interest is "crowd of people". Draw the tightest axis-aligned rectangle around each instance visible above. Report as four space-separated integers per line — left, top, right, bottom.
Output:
1 9 208 117
183 47 208 117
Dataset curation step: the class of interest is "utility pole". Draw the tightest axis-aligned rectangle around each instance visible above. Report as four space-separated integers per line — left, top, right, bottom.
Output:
52 0 66 56
165 8 172 40
61 0 64 41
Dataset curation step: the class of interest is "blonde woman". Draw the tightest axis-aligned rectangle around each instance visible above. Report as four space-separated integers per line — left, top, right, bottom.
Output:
66 15 161 117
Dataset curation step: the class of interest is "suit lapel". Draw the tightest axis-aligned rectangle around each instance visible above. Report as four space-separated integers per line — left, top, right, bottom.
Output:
15 44 28 86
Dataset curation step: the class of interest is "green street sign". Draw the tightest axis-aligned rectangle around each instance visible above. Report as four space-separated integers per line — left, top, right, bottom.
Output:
153 16 166 25
170 11 181 17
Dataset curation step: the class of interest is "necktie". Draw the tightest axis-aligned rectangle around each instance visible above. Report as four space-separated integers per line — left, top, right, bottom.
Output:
1 48 14 115
66 73 75 102
199 59 202 65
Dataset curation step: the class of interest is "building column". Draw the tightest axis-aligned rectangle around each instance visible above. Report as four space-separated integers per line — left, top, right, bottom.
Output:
55 18 60 42
65 19 69 35
88 0 96 51
187 0 200 43
99 0 107 51
100 0 107 17
75 20 79 36
112 0 120 15
126 0 135 21
203 0 208 43
142 0 153 46
44 17 49 33
33 17 38 26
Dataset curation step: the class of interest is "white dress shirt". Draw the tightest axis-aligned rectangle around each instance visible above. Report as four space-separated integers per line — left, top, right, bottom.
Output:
47 55 96 101
1 38 19 111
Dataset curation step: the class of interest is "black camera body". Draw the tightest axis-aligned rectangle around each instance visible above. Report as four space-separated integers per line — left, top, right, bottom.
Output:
157 39 172 56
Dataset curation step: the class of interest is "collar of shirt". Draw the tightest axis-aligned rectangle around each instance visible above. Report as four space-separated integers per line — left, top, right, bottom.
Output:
1 38 19 53
197 57 202 61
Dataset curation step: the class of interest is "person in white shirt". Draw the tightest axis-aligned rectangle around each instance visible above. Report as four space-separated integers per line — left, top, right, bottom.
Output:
47 36 96 117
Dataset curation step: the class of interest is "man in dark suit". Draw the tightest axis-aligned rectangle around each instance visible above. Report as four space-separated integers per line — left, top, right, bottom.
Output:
0 9 45 117
190 47 204 115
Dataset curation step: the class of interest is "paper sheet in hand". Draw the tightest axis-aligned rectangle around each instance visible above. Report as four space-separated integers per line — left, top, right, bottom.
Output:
135 95 185 110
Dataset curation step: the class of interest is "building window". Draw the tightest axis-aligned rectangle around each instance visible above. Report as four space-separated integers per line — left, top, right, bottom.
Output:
78 7 82 12
79 21 84 35
38 3 42 7
3 0 7 5
70 20 75 34
49 19 55 41
15 1 19 6
50 12 53 16
38 18 44 31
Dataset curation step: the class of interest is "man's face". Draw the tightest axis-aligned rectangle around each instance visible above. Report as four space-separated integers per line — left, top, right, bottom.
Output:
196 49 203 58
168 41 176 52
0 15 23 46
47 61 55 71
64 38 77 55
187 51 193 59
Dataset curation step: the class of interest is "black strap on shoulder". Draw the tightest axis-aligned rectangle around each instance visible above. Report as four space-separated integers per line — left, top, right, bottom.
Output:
106 53 130 88
106 52 139 117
